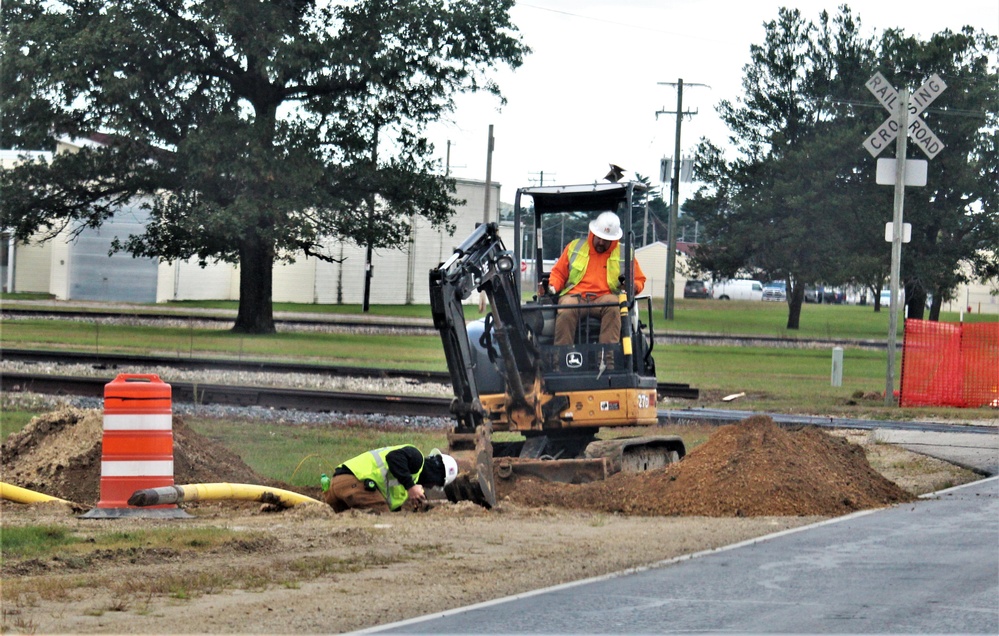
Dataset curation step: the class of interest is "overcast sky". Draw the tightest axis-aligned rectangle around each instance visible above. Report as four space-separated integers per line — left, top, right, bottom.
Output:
424 0 998 204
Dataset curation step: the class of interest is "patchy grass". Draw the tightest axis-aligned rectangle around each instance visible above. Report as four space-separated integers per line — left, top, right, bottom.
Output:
1 525 81 560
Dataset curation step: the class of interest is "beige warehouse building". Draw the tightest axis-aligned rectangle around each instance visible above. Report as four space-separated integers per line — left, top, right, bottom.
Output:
3 138 507 306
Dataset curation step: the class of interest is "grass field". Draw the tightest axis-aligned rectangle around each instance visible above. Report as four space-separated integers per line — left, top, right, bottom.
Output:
2 295 995 423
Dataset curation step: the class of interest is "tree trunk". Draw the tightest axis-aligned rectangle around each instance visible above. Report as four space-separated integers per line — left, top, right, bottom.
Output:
786 280 803 330
233 235 276 334
928 288 943 321
905 281 926 321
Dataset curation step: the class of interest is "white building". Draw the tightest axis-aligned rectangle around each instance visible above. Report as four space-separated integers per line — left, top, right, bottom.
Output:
4 137 506 305
1 149 53 294
634 240 695 302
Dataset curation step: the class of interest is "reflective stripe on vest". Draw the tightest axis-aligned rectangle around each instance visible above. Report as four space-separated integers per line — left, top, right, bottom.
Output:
341 444 424 511
561 239 622 295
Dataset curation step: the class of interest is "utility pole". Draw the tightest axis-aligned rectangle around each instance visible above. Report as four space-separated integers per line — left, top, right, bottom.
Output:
656 79 707 320
362 125 378 313
483 125 494 223
529 170 553 186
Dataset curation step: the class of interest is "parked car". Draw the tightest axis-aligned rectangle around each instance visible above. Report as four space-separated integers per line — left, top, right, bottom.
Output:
823 288 846 304
762 281 786 302
712 279 764 301
683 280 710 299
880 288 905 307
804 285 845 304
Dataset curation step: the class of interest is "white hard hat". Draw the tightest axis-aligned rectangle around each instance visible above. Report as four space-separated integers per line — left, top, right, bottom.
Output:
589 211 623 241
441 454 458 486
430 448 459 487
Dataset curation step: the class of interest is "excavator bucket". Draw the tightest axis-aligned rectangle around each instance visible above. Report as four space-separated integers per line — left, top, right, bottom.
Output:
444 424 496 509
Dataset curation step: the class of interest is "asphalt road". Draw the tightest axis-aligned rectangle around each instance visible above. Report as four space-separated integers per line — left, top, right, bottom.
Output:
365 476 999 635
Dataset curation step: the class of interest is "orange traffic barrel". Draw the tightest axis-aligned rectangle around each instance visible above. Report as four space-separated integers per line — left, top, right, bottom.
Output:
82 374 191 519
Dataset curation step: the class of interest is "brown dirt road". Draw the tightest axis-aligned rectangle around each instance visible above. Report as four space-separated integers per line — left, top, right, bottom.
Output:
1 408 981 634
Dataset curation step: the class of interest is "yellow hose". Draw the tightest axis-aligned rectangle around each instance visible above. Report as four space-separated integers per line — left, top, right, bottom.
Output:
128 483 323 508
0 481 86 510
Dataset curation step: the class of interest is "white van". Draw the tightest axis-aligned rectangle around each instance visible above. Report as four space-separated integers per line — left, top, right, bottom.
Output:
712 279 764 301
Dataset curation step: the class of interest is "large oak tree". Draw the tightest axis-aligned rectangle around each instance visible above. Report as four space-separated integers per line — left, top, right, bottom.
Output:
684 6 997 329
1 0 528 332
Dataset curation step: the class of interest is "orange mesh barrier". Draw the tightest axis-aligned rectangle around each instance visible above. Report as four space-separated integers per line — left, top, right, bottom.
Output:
900 319 999 408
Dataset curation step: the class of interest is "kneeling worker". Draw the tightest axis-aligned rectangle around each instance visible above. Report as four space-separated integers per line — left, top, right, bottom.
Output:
546 211 646 345
324 445 458 513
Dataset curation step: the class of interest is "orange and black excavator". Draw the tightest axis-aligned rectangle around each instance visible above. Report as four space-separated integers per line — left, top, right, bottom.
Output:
430 181 690 508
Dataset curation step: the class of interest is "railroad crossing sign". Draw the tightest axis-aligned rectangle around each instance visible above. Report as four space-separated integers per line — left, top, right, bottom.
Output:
862 72 948 407
864 72 947 159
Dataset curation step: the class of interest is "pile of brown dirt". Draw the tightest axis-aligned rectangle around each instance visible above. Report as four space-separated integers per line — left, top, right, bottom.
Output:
498 415 916 516
3 410 914 517
1 408 292 507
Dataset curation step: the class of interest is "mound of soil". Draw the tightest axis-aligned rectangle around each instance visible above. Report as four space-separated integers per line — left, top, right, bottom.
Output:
3 410 914 517
1 408 288 507
498 415 915 516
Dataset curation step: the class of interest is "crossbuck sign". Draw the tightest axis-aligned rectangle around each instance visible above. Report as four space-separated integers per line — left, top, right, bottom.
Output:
863 71 947 407
864 72 946 159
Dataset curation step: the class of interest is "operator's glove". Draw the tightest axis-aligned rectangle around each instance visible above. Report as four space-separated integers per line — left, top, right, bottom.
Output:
548 285 557 296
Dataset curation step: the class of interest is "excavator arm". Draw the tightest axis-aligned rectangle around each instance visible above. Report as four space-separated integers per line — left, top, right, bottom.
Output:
429 222 542 432
430 222 545 509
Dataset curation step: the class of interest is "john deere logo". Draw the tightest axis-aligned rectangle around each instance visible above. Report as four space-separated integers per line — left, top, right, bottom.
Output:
566 352 583 368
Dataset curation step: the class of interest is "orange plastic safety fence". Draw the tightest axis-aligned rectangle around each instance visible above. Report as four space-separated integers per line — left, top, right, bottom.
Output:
900 319 999 408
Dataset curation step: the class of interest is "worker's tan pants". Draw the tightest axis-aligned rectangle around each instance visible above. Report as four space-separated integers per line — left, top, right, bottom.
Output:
554 293 621 345
325 474 389 513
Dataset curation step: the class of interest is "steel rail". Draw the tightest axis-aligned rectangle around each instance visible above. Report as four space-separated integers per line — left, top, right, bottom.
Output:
0 349 699 400
1 372 453 418
1 308 437 333
3 372 990 436
1 348 448 383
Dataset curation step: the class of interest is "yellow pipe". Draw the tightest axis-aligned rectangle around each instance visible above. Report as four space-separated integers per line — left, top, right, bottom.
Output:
0 481 85 509
128 483 323 508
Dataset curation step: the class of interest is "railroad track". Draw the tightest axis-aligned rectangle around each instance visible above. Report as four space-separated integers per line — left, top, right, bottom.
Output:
4 369 993 436
2 372 453 419
1 307 888 349
1 349 700 400
1 348 447 383
1 307 437 334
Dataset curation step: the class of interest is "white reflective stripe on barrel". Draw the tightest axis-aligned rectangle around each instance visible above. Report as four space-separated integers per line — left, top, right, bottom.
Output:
103 413 173 431
100 460 174 477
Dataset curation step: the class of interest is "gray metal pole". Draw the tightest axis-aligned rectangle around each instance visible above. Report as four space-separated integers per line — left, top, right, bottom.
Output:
665 80 683 320
362 125 378 313
885 88 909 406
483 125 494 223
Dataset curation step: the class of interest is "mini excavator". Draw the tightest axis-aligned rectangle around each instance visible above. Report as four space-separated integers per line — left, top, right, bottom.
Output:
430 181 690 508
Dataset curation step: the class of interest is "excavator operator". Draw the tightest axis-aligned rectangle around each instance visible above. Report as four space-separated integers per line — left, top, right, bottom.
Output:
545 211 646 346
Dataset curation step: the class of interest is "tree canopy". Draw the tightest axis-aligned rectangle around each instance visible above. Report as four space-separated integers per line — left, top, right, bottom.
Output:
684 6 997 329
1 0 528 332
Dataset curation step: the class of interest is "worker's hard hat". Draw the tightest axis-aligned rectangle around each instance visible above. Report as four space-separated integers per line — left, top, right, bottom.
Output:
430 448 459 486
589 211 623 241
441 454 458 486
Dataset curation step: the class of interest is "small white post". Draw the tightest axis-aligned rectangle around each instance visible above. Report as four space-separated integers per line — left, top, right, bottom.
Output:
831 347 844 387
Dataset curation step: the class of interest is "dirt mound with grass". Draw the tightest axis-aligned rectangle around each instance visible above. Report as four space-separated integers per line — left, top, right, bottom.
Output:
1 408 291 507
3 410 914 516
498 415 916 516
